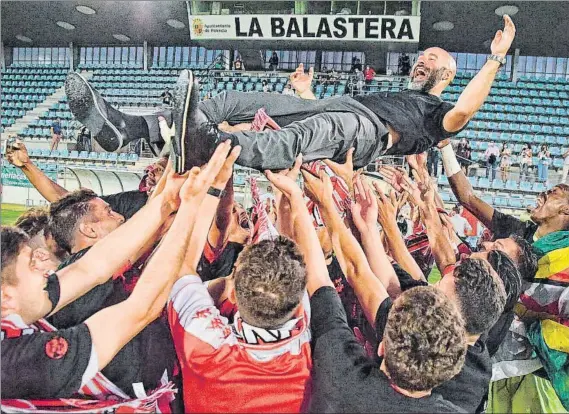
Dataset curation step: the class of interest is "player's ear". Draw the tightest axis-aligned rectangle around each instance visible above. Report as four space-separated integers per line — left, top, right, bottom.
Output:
78 221 97 240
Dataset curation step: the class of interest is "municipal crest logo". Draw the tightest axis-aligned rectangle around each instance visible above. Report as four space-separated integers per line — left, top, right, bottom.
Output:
192 18 204 36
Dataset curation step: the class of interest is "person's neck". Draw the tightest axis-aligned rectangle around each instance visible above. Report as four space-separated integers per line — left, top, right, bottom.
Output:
535 219 569 239
466 333 480 346
380 364 432 399
72 238 97 254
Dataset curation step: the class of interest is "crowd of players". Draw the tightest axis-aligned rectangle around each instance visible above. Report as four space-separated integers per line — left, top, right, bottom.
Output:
1 14 569 414
2 128 568 412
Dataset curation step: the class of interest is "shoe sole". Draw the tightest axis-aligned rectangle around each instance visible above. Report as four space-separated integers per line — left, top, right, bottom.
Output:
66 73 123 152
172 70 193 174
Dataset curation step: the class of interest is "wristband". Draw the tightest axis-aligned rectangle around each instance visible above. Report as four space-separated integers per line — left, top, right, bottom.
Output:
440 144 461 177
44 271 61 313
207 187 224 198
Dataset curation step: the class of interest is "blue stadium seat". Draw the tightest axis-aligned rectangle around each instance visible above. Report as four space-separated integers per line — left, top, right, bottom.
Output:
533 182 547 193
508 198 523 209
477 177 490 188
481 193 494 204
79 151 89 159
492 179 505 190
505 180 518 191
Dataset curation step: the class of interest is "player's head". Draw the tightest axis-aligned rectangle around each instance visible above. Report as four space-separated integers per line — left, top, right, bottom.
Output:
230 202 252 244
49 189 125 254
380 286 467 392
1 227 58 324
478 235 538 282
435 258 506 335
232 237 306 329
409 47 456 94
530 185 569 230
144 157 168 195
14 207 67 263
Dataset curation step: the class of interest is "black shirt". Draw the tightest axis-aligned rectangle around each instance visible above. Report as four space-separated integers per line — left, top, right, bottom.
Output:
309 286 464 413
1 322 94 399
101 190 148 220
354 90 459 155
198 241 244 282
373 267 492 413
48 249 176 397
490 210 537 242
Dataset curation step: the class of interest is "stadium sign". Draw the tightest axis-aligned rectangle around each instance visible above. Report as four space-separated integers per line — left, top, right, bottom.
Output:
190 15 419 42
2 166 57 188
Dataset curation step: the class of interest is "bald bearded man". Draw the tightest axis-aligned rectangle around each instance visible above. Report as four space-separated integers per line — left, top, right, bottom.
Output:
66 17 515 173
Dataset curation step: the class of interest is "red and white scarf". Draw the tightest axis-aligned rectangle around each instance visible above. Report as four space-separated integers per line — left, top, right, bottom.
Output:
1 315 176 413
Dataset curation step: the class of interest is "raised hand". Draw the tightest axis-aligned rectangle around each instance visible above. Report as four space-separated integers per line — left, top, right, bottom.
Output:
5 138 30 168
406 152 428 173
373 181 398 228
351 176 379 232
179 141 235 201
279 153 303 181
212 145 242 190
289 63 314 94
377 165 408 193
322 148 355 193
265 169 303 200
301 169 334 206
491 14 516 57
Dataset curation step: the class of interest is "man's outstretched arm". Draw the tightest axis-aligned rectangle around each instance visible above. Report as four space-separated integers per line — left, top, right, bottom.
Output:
439 140 495 229
84 141 233 371
443 15 515 132
5 140 68 202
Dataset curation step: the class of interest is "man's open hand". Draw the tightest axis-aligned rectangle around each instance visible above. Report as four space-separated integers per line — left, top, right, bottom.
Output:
322 148 355 193
301 169 334 206
491 15 516 57
289 63 314 94
351 176 379 233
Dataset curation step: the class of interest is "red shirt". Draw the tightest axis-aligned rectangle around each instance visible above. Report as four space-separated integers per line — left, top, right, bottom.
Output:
168 276 312 413
363 68 376 81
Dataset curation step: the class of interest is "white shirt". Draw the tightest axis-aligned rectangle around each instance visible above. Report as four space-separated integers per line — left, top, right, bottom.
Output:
450 214 472 238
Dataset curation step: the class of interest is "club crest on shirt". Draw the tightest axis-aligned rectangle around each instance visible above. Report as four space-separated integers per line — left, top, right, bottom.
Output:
45 336 69 359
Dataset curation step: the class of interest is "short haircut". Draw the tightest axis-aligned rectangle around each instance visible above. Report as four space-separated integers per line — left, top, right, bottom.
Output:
1 227 30 286
454 258 507 335
384 286 467 392
234 237 306 329
509 235 538 282
14 207 49 237
487 250 522 313
49 189 98 253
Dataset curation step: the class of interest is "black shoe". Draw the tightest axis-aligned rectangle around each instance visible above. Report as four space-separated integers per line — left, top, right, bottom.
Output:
66 73 126 152
170 70 223 173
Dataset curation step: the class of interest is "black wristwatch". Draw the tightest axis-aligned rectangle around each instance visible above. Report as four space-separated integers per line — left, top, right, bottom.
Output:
487 54 507 66
207 187 225 198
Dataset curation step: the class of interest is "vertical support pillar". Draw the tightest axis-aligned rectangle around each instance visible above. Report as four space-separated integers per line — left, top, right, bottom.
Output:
512 48 520 82
69 42 74 71
0 42 5 70
143 41 148 71
412 0 421 16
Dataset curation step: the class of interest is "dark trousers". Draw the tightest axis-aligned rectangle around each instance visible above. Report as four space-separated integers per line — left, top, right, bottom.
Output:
199 91 388 170
427 151 439 177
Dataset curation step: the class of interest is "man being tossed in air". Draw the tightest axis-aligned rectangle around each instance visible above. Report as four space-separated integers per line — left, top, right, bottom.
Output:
65 17 515 174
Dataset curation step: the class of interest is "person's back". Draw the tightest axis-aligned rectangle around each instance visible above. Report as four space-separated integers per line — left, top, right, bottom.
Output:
309 286 467 413
168 238 312 412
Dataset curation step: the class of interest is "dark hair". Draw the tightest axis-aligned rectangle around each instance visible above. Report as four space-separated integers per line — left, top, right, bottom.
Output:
453 258 507 335
384 286 467 392
49 189 98 253
234 237 306 329
14 207 49 237
1 227 30 286
487 250 522 312
509 235 538 282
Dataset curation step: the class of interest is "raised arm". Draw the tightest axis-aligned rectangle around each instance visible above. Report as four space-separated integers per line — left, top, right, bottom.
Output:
6 139 68 202
302 170 388 325
207 174 235 252
179 146 242 277
400 174 457 273
439 140 495 228
442 15 515 132
266 168 333 296
84 141 233 370
290 63 317 100
52 170 183 317
350 176 401 298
